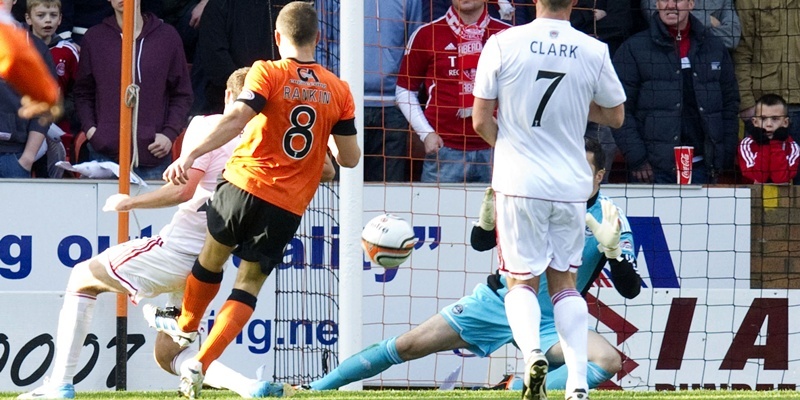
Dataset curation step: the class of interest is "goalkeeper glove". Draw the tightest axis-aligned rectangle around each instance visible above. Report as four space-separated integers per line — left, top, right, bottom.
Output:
585 199 622 260
478 187 495 231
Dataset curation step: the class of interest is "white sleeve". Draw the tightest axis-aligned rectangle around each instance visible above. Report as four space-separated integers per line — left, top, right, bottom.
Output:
183 115 223 172
395 85 436 142
473 34 502 101
593 47 626 108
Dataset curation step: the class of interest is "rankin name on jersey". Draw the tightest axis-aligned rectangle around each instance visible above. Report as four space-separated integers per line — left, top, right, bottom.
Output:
530 41 578 59
283 86 332 104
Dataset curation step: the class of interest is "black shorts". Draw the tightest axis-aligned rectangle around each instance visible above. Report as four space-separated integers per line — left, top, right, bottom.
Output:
206 180 301 274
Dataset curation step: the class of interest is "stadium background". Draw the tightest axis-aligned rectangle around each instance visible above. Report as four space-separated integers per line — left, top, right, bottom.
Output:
2 0 800 395
1 181 798 392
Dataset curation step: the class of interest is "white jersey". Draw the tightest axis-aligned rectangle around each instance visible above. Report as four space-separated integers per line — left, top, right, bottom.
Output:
473 18 625 202
158 115 240 255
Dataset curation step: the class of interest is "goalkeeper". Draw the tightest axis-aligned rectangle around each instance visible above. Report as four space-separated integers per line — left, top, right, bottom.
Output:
306 137 641 391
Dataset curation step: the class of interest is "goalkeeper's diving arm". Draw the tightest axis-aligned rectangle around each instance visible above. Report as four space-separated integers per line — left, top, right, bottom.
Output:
605 248 641 299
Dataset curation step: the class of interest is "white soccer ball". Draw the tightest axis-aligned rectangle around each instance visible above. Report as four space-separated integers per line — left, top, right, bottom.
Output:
361 214 416 268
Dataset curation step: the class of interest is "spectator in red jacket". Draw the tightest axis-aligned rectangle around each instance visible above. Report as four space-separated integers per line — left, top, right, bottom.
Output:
26 0 79 169
738 94 800 184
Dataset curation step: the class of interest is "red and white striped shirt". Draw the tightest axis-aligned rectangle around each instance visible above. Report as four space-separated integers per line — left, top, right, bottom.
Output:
396 7 508 151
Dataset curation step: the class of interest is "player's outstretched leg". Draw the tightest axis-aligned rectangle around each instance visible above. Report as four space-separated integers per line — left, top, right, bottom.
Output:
179 358 205 399
552 288 589 398
18 257 121 400
522 349 548 400
16 292 92 399
177 259 224 333
16 379 76 400
143 304 198 346
179 288 258 398
162 338 294 398
307 337 403 390
248 382 296 398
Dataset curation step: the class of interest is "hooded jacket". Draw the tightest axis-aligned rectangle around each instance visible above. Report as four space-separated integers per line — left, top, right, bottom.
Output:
74 13 192 167
612 13 739 177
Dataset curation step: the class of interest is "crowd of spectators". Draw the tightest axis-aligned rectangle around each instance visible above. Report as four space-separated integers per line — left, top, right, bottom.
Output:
2 0 798 184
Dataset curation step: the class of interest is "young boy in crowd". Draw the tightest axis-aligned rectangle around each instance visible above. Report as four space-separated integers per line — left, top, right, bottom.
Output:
26 0 79 166
738 94 800 184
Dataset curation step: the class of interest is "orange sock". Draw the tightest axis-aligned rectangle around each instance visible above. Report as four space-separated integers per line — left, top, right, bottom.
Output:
179 261 222 332
197 297 255 373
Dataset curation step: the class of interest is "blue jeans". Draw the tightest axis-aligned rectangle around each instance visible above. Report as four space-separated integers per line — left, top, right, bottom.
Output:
86 143 171 181
0 153 30 178
363 106 409 182
421 146 492 183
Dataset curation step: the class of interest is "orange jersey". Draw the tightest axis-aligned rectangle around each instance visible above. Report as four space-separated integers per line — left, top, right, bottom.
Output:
0 17 59 105
223 59 356 216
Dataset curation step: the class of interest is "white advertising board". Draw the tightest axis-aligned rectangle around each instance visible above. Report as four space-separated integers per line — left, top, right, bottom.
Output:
2 181 790 394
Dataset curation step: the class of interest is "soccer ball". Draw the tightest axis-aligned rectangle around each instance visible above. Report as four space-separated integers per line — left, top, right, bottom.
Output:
361 214 416 268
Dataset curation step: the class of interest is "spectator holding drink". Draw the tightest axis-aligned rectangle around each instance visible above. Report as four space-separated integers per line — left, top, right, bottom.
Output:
612 0 739 184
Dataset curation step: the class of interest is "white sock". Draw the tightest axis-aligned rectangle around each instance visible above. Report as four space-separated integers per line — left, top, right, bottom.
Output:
552 289 588 394
50 292 96 385
504 284 541 362
172 348 256 398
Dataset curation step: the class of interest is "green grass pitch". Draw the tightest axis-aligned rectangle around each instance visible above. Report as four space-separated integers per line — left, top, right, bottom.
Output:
3 390 798 400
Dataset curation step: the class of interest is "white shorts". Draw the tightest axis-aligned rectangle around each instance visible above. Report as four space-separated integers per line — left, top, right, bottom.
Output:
495 193 585 279
97 236 195 305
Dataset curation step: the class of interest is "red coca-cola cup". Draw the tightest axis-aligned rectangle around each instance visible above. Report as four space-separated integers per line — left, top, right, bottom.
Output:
674 146 694 184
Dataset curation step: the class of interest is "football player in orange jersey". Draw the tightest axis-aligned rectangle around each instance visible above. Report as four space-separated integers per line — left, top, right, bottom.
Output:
0 3 61 121
156 2 361 398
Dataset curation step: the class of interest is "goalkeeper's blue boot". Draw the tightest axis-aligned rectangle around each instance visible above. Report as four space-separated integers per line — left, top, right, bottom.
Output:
17 381 75 399
143 304 198 347
522 350 548 400
249 381 296 398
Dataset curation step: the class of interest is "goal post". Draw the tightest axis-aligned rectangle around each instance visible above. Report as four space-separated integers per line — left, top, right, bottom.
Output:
338 0 366 392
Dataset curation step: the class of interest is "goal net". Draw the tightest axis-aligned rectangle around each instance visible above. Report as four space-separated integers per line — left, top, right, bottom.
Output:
272 0 800 392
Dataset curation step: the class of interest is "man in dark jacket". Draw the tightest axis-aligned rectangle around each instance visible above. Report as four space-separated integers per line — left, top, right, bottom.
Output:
74 0 192 180
612 0 739 184
191 0 288 115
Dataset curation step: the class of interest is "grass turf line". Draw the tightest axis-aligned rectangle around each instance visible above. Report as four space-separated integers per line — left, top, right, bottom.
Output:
2 390 799 400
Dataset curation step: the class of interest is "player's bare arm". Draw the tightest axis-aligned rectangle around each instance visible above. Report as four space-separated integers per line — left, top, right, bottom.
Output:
105 169 204 212
588 101 625 129
331 132 361 168
164 102 255 184
472 97 498 146
321 153 336 182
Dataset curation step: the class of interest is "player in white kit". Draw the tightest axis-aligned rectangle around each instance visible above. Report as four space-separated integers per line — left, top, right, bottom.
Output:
17 68 319 399
472 0 626 398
